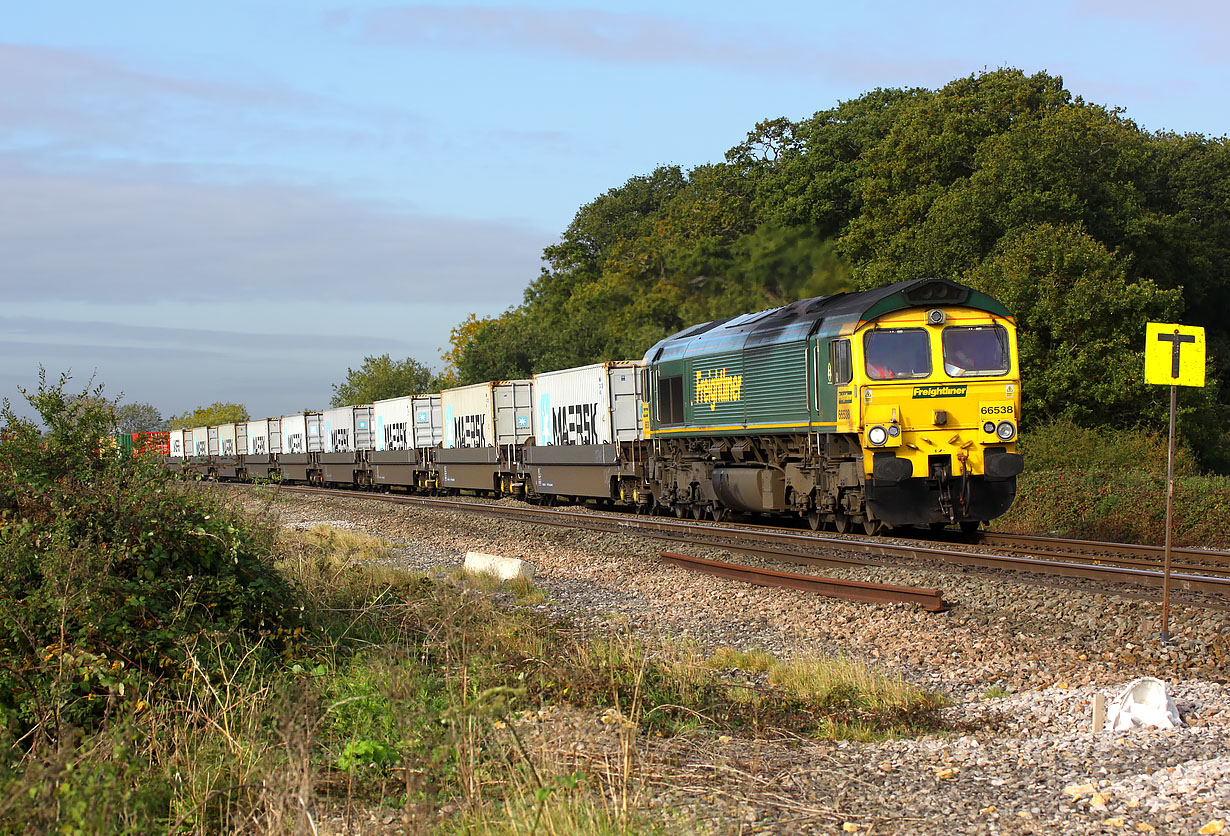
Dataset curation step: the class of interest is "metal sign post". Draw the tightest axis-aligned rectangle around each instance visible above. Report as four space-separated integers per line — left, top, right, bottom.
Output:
1144 323 1206 643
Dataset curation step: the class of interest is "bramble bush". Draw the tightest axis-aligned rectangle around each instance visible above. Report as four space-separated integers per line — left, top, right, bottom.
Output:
0 371 300 742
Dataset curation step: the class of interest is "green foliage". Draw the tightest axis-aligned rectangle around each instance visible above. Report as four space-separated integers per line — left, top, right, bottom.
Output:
330 353 447 406
0 371 298 739
444 66 1230 467
167 401 249 428
1018 418 1198 476
113 401 163 434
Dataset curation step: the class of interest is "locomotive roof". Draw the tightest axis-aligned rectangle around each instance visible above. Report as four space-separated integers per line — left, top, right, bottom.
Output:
643 277 1011 363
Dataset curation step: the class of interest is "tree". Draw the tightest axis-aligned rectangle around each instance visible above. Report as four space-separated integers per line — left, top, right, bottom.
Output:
168 402 249 428
963 223 1183 427
330 355 442 406
114 401 164 433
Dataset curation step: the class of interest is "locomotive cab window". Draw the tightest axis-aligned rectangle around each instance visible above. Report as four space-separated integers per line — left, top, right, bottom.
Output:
942 325 1010 377
827 339 853 385
657 375 685 425
864 329 931 380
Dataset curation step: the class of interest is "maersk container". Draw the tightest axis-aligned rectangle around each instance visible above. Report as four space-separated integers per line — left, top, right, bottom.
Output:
372 396 413 451
217 423 238 457
306 412 325 453
233 423 248 456
246 419 275 457
280 414 308 455
412 395 443 448
532 362 642 446
191 426 210 458
442 380 532 449
323 405 375 453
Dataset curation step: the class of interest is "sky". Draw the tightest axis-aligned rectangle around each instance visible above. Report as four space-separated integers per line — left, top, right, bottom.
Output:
3 1 1228 424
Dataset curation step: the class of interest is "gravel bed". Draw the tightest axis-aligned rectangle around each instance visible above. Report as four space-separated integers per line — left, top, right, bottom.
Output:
239 486 1230 835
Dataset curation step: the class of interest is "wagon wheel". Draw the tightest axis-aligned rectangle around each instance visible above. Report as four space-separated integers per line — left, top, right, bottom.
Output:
862 518 882 536
692 504 706 520
806 510 822 531
833 512 852 534
674 504 688 519
710 505 728 523
960 520 982 534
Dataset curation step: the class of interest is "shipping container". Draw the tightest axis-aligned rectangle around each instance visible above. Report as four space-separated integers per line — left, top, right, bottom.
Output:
246 419 277 458
323 406 375 453
217 423 238 457
233 423 249 456
191 426 210 458
532 361 642 446
167 429 187 459
135 431 171 456
306 412 324 453
412 395 443 449
442 380 532 449
207 426 220 457
372 396 413 452
280 414 308 455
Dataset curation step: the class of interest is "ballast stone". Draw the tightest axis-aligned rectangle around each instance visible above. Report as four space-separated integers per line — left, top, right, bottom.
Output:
464 551 535 582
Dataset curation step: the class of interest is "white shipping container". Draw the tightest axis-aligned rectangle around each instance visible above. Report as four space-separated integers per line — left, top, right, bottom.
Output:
532 361 642 446
191 426 210 457
323 406 355 453
247 419 272 456
372 396 413 451
217 423 238 457
234 423 249 456
306 413 325 453
167 429 187 458
411 395 442 448
442 380 531 448
281 413 307 455
323 406 374 452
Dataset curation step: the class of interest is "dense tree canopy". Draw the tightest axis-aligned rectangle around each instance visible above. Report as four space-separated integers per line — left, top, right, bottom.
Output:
330 355 446 407
168 402 249 428
442 68 1229 468
114 401 164 433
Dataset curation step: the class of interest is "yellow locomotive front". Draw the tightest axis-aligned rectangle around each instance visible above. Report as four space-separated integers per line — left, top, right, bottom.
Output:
839 303 1024 529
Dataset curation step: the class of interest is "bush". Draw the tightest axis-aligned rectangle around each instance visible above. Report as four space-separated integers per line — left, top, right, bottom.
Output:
1018 418 1198 476
0 371 300 740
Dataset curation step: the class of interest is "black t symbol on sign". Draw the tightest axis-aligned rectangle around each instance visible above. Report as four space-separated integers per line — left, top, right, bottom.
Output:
1157 331 1195 378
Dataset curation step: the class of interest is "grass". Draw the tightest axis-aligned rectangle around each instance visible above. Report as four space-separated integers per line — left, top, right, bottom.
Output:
1 512 947 834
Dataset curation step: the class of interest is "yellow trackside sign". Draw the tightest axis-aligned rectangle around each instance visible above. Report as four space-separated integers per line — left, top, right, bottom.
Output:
1145 323 1205 387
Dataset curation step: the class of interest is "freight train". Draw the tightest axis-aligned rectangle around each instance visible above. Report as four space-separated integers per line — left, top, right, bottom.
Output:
165 277 1024 532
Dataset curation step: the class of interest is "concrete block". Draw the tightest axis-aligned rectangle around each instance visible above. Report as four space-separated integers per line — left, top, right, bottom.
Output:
464 551 535 582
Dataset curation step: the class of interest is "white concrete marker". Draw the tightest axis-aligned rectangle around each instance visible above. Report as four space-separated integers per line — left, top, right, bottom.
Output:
464 551 535 582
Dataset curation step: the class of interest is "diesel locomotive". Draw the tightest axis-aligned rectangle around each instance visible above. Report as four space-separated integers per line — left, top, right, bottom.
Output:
166 277 1023 532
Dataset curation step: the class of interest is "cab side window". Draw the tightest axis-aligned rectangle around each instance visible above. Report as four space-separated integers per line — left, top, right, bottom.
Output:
828 339 853 385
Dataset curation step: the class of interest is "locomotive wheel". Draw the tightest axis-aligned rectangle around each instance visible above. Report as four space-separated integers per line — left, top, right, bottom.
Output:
862 518 882 536
806 510 822 531
833 512 852 534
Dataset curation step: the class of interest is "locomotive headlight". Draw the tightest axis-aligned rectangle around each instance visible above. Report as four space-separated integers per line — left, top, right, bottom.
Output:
983 422 996 434
867 426 888 446
995 421 1016 441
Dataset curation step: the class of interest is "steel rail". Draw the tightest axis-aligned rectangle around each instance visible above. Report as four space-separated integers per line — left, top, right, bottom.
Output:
978 531 1230 571
260 485 1230 605
658 552 948 612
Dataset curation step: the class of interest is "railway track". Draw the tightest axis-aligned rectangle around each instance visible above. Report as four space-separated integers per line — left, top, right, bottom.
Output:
260 484 1230 610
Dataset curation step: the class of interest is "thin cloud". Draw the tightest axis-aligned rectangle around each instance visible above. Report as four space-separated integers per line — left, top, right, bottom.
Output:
0 163 551 305
330 5 964 81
